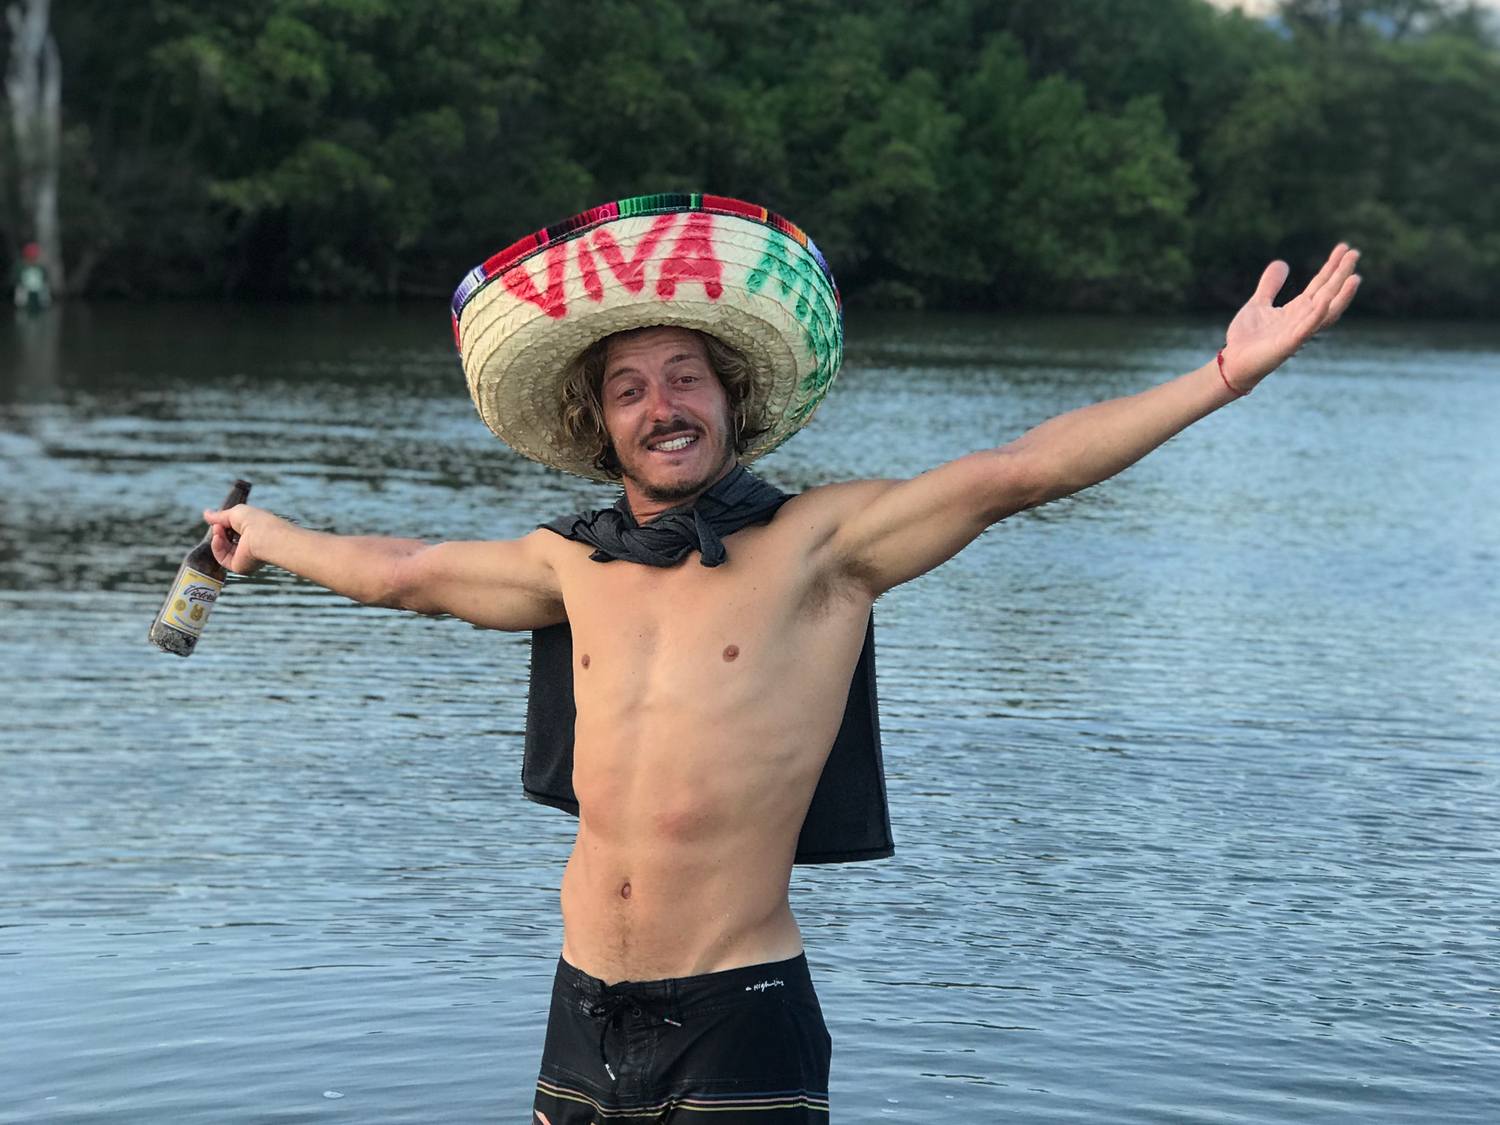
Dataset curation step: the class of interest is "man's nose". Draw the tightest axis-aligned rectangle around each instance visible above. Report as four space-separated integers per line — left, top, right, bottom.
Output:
642 380 680 418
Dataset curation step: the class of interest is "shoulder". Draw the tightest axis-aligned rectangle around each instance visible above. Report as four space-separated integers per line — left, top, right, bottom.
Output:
775 479 902 522
526 526 593 566
764 479 902 550
423 527 584 580
416 527 563 568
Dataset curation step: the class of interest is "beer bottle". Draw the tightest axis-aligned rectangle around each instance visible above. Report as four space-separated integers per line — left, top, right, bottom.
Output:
149 479 252 656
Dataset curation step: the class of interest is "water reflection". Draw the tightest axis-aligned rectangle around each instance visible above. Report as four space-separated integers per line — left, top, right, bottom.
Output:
5 305 63 403
1 305 1498 1125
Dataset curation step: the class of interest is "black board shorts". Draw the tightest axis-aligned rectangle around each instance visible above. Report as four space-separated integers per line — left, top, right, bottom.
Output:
533 953 831 1123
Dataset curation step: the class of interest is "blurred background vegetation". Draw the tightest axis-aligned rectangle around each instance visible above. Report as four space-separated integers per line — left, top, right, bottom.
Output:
3 0 1497 313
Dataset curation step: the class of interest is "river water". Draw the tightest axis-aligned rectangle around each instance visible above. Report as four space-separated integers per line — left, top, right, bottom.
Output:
1 304 1496 1124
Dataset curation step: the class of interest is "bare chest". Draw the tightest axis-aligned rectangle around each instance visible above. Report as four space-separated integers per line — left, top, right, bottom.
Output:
552 526 868 706
565 546 789 676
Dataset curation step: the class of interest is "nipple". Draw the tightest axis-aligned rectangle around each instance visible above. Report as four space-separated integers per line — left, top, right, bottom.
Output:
580 654 590 670
620 882 632 900
722 644 739 662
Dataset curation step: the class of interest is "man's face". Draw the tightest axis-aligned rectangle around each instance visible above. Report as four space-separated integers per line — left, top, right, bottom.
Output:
601 327 735 504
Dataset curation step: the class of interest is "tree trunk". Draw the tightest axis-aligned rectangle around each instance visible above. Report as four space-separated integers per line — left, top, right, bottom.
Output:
6 0 65 293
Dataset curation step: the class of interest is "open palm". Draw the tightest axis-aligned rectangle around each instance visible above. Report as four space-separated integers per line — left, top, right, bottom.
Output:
1223 245 1361 393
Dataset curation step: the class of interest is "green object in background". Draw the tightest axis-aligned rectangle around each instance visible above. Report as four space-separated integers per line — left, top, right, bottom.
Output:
13 261 51 311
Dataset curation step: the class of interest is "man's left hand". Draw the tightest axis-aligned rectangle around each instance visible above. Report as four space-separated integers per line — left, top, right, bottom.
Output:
1221 244 1362 394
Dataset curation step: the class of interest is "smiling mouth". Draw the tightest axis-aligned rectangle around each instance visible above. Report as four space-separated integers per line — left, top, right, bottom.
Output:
647 433 698 453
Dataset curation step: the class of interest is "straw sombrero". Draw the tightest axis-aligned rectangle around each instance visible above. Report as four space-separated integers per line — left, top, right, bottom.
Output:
452 193 842 481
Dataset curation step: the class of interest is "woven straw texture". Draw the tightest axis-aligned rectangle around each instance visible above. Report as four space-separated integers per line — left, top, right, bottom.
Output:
453 195 842 481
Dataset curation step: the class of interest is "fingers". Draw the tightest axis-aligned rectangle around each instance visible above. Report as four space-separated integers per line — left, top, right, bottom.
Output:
213 525 259 574
1252 260 1289 305
204 507 255 571
1289 247 1360 338
1306 245 1361 315
1325 274 1361 324
1309 252 1361 318
1264 245 1358 317
203 503 247 538
208 523 233 569
1295 268 1362 346
1320 246 1358 298
1303 243 1348 300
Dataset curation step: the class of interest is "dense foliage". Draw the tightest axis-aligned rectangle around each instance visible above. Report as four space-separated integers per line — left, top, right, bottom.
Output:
6 0 1498 311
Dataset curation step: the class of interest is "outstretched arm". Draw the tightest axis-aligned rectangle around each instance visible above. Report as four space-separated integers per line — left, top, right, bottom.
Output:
826 245 1362 595
203 505 566 631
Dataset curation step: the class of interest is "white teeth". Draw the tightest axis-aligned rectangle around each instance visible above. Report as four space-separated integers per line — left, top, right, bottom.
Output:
652 435 696 451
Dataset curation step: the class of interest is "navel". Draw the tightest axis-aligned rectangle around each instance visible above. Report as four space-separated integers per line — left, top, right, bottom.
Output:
580 653 590 670
620 882 632 900
722 644 739 662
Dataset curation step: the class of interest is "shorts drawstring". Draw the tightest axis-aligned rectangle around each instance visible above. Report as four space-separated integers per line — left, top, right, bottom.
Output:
585 988 682 1081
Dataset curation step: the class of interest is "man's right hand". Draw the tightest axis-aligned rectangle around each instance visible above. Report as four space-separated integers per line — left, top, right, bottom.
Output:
204 503 269 575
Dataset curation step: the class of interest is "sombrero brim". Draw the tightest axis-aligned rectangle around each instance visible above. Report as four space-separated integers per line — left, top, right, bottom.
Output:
452 194 842 481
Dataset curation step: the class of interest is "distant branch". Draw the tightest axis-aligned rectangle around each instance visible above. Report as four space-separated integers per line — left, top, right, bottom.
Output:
6 0 64 291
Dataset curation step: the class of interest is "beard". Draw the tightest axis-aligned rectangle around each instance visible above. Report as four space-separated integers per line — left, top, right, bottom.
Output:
630 446 736 503
617 417 736 504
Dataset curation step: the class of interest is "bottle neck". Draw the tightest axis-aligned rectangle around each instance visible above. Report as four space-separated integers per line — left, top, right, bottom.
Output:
200 479 251 545
221 480 251 509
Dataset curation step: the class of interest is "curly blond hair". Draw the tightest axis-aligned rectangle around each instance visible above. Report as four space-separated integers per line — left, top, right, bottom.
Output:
558 328 767 480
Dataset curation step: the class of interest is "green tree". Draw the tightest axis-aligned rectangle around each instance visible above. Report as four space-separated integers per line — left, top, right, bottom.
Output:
1195 3 1500 312
49 0 563 296
14 0 1499 312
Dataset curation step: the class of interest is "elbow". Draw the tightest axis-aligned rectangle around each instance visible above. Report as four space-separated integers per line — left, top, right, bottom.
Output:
977 450 1051 522
377 549 437 614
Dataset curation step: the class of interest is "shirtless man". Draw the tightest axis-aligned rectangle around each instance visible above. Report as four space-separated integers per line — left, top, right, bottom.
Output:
204 196 1359 1122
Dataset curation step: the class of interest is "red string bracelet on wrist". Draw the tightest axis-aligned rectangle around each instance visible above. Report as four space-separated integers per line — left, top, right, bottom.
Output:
1217 348 1249 398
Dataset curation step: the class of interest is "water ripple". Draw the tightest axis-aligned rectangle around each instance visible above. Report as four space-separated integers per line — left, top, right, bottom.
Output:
2 308 1497 1123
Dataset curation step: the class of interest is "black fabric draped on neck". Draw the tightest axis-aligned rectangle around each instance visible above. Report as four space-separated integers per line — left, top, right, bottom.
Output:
541 464 789 567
